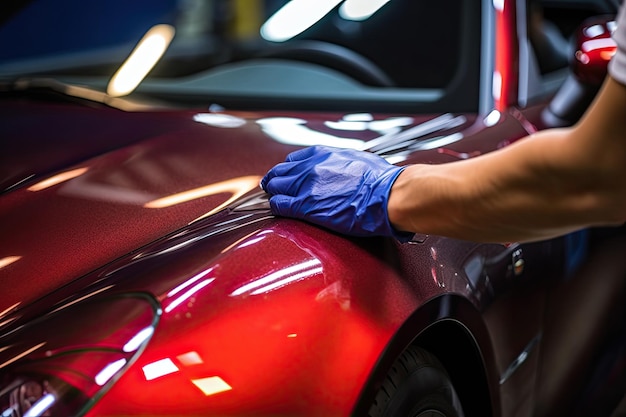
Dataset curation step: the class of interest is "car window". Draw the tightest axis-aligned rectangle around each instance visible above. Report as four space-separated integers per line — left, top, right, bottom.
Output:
0 0 483 113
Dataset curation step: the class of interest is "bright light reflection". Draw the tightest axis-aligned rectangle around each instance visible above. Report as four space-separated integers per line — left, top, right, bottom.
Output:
191 376 233 396
2 407 14 417
145 176 262 211
325 115 413 134
251 266 323 294
343 113 373 122
177 351 203 366
95 358 127 386
231 259 322 296
142 358 179 381
257 117 364 148
0 343 45 370
492 70 502 102
164 279 214 313
261 0 342 42
484 109 501 127
23 393 55 417
49 285 114 315
27 168 88 191
584 24 605 38
601 49 616 60
236 235 266 249
107 24 175 97
167 268 214 297
193 113 246 128
0 302 20 319
339 0 390 21
581 38 617 53
123 327 154 352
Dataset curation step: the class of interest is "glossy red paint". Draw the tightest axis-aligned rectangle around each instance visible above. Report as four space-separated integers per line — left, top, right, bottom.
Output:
1 1 625 416
0 93 534 416
0 92 570 416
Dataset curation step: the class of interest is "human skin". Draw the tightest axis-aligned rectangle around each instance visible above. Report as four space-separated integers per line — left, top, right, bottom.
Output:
387 76 626 243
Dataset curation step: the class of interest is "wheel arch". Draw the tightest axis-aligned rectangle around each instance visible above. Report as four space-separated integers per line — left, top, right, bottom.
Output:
351 294 501 417
415 318 494 417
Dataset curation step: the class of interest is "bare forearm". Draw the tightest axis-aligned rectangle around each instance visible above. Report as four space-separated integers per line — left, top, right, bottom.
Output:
388 115 626 243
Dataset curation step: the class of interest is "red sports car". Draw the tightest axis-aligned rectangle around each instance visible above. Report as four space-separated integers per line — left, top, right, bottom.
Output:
0 0 624 416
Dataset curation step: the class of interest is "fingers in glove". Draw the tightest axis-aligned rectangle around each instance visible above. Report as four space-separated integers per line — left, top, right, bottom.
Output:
285 145 336 162
269 194 299 217
261 160 300 191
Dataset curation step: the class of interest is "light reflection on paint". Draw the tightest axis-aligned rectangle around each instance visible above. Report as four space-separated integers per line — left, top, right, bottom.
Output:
236 235 266 249
191 376 233 396
0 343 45 369
23 393 55 417
0 302 20 319
257 117 364 149
177 351 204 366
324 114 413 134
193 113 246 128
147 176 263 223
0 256 21 270
48 285 114 315
581 38 617 53
164 279 214 313
95 359 127 386
142 358 179 381
167 268 215 297
251 265 323 294
123 327 154 352
483 109 501 127
145 176 262 209
583 24 605 38
231 259 323 296
27 168 89 191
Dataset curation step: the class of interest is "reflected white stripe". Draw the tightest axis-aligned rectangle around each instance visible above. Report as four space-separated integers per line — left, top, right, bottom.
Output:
251 266 324 294
231 259 322 296
123 327 155 353
168 268 214 297
164 279 214 313
95 359 127 386
24 393 55 417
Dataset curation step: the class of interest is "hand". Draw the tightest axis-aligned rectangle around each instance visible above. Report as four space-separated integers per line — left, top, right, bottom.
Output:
261 145 413 241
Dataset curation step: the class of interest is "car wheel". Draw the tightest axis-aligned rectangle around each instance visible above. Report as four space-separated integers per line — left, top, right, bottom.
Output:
368 346 465 417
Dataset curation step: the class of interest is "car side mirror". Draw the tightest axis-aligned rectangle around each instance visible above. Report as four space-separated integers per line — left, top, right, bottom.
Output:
542 15 617 127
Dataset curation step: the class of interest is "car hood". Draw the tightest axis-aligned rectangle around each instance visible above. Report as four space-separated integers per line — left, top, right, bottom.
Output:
0 97 473 317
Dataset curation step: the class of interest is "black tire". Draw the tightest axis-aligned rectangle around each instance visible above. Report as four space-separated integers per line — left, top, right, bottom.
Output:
368 346 465 417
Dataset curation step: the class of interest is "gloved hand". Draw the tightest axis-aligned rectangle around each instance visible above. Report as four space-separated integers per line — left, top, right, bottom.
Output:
261 145 414 242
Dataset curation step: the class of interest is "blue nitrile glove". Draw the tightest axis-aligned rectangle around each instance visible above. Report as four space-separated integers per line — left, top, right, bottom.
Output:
261 145 414 242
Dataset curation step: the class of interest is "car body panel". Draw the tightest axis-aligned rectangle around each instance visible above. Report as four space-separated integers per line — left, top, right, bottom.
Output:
1 0 624 416
1 94 563 417
0 100 528 316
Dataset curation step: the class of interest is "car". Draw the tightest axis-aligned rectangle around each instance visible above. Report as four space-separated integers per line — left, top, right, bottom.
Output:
0 0 624 416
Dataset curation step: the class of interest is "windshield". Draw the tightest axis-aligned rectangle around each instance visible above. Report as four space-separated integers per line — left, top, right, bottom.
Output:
0 0 483 113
